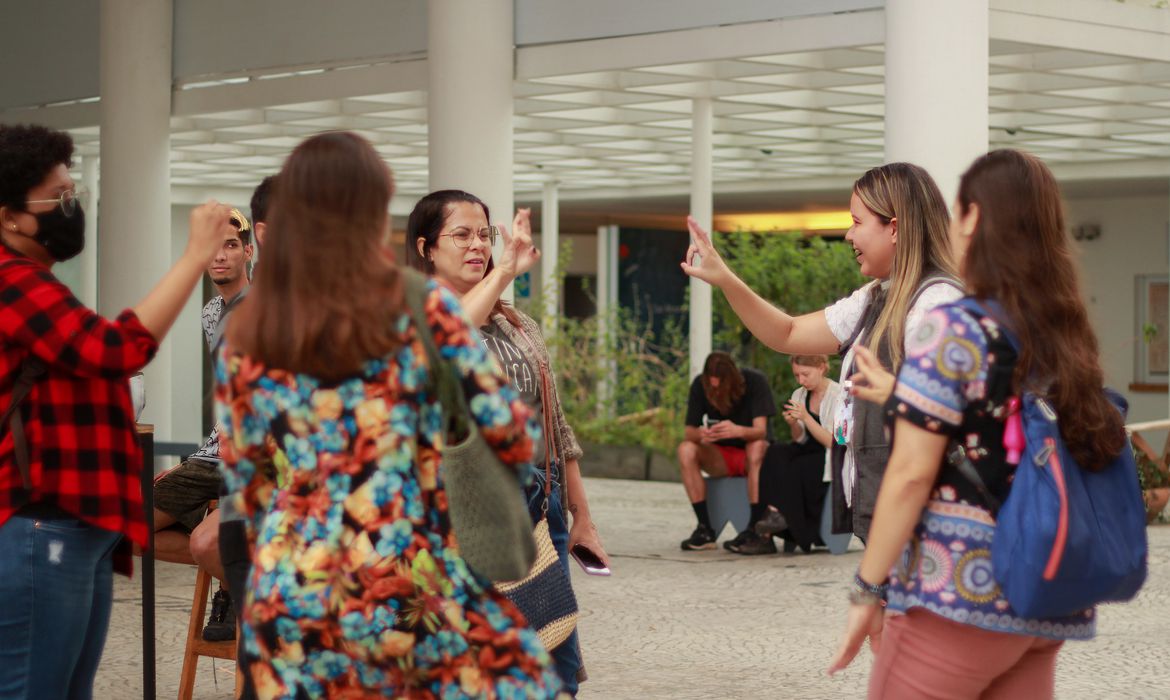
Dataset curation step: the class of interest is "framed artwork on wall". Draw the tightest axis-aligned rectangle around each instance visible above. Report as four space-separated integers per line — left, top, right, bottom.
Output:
1135 274 1169 386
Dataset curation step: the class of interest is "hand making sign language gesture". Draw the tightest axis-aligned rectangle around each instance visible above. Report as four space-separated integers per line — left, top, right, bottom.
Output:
494 207 541 280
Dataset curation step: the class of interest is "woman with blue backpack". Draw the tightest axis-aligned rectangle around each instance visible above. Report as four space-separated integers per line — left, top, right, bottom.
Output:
828 149 1147 697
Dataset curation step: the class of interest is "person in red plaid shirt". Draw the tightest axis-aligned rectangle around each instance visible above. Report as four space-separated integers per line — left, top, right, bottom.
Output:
0 124 234 699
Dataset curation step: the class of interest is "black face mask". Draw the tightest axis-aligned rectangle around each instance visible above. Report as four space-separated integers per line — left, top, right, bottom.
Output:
31 206 85 261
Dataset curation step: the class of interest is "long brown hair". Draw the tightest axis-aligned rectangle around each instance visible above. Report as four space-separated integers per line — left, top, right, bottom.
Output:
701 352 746 415
227 131 403 381
404 189 521 327
855 162 958 369
959 149 1124 470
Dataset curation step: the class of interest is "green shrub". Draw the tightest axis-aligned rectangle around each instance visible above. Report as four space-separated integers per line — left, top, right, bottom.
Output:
530 230 865 455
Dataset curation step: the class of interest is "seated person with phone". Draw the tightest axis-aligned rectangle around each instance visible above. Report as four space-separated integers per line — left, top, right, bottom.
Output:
677 352 776 552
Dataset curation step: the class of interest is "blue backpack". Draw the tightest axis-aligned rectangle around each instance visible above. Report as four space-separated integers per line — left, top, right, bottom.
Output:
947 298 1148 619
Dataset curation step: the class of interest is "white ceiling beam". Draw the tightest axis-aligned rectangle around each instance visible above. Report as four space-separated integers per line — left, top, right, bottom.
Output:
1047 158 1170 181
991 1 1170 63
516 11 885 80
173 59 428 117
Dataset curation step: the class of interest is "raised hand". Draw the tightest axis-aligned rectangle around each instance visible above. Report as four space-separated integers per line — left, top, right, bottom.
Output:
849 344 896 406
187 200 235 265
679 215 733 288
495 208 541 280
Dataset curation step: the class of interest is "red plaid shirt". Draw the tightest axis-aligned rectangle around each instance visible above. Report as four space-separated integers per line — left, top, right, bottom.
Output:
1 248 158 572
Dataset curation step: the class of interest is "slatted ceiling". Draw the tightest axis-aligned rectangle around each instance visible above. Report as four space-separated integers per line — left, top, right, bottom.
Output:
63 39 1170 198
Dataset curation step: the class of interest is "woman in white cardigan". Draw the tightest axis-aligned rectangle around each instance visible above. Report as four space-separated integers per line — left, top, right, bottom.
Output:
737 355 842 555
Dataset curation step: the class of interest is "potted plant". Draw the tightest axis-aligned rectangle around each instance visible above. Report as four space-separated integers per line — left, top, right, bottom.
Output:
1131 431 1170 524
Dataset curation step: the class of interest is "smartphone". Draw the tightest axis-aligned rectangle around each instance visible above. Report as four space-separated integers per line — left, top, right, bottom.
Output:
570 544 611 576
702 414 710 429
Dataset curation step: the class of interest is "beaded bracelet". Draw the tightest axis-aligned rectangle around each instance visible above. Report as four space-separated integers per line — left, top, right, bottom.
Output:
853 571 889 599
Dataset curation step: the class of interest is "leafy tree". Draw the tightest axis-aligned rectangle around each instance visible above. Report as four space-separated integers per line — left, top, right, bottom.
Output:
712 231 865 437
527 231 865 456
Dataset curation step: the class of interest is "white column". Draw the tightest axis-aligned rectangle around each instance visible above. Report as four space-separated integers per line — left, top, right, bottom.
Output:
541 181 559 339
428 0 514 302
885 0 988 202
689 98 714 379
596 225 617 414
79 156 99 309
100 0 174 439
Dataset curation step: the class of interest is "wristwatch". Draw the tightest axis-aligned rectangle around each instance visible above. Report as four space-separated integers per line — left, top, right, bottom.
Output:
849 570 888 606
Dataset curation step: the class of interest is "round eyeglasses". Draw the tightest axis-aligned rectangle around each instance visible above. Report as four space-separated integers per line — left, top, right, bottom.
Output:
26 187 88 218
441 225 498 249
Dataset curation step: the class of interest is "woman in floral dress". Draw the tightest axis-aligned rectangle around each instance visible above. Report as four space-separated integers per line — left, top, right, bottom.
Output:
216 131 566 699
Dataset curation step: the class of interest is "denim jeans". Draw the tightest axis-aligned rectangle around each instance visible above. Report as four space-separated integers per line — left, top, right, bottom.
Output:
0 513 121 700
219 516 258 700
525 462 582 697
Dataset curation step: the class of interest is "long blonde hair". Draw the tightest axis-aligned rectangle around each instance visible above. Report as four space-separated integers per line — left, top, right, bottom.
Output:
854 162 957 369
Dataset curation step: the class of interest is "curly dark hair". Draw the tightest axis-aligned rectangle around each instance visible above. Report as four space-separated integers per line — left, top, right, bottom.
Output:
0 125 74 211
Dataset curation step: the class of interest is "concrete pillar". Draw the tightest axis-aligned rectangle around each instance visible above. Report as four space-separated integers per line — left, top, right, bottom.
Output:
100 0 173 439
79 156 99 309
596 224 617 414
428 0 514 301
689 98 714 379
885 0 989 202
541 181 559 339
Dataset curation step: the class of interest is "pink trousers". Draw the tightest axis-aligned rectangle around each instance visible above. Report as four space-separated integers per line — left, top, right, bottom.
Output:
868 608 1064 699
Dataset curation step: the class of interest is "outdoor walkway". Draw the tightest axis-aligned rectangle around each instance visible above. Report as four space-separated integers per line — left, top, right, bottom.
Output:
98 477 1170 699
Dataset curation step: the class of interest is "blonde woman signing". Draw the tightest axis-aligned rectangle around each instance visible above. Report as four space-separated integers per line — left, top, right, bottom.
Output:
680 163 962 543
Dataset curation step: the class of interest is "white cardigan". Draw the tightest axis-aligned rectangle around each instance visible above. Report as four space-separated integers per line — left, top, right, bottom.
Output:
788 379 842 482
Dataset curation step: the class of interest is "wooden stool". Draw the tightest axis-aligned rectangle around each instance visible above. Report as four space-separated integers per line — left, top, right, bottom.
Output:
178 503 242 699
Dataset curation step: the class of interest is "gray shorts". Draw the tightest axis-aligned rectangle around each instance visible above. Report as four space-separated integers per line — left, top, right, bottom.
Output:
153 457 222 532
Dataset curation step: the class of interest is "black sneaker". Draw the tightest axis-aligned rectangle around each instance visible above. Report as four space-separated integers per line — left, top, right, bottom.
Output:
754 509 789 537
680 525 717 551
722 528 754 552
202 588 236 642
732 530 778 556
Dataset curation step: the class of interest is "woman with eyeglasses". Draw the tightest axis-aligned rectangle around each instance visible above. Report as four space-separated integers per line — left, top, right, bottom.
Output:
406 190 609 697
0 123 231 698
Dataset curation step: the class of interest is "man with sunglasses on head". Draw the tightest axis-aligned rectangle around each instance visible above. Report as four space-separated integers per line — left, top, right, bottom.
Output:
0 123 231 698
151 208 253 643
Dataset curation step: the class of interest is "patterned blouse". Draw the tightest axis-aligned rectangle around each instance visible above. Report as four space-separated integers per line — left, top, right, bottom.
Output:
216 280 567 698
885 301 1095 641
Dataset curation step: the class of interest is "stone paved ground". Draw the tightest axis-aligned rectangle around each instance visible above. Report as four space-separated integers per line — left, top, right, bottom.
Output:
98 477 1170 699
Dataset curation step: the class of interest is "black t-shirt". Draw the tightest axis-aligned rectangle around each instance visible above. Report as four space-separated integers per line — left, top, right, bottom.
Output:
685 367 776 448
479 320 546 465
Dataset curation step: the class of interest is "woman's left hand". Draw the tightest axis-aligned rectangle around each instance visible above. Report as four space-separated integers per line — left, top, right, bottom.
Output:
569 519 610 568
849 344 896 406
494 208 541 279
827 601 885 675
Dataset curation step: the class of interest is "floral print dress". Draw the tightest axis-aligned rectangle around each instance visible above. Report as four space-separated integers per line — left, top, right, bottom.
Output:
216 280 566 699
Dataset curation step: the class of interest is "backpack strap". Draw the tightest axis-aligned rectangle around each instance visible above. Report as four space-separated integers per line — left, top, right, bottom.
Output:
950 297 1020 353
946 441 1003 512
909 273 963 313
838 282 887 359
0 257 48 493
942 296 1020 513
1 358 46 492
